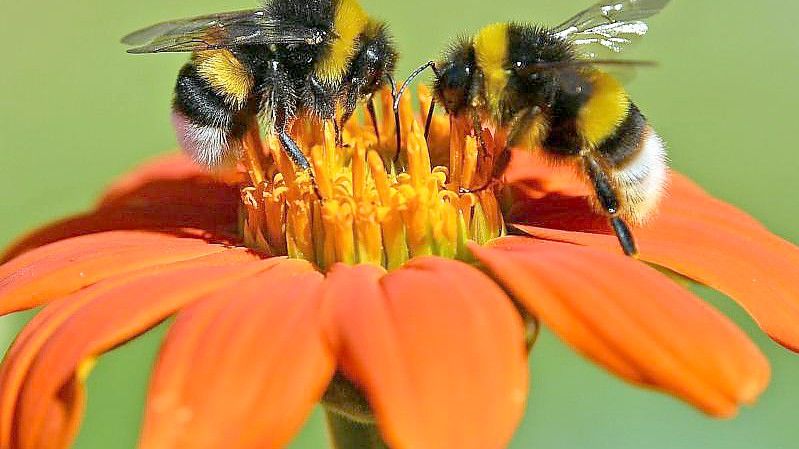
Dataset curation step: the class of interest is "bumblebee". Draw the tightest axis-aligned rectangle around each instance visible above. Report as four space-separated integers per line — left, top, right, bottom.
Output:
409 0 671 256
123 0 397 171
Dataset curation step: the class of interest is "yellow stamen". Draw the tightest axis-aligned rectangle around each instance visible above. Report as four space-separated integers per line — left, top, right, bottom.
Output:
243 124 267 185
461 136 479 190
449 116 466 191
238 88 508 271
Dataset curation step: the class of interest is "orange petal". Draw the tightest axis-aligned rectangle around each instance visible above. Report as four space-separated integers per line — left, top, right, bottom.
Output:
0 231 239 316
98 153 216 207
3 154 239 261
1 251 274 449
470 237 770 417
97 155 239 214
140 259 333 449
503 150 586 197
2 209 239 263
322 259 528 449
508 168 799 353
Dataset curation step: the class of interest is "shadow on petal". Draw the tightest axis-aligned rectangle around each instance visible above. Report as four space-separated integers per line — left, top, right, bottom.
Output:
97 153 239 208
3 154 240 262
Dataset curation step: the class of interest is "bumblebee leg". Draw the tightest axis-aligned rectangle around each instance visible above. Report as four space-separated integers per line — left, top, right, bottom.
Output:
395 61 440 102
265 60 312 173
458 111 497 193
491 148 512 181
424 98 436 143
399 62 440 144
507 106 543 147
393 104 402 164
581 151 639 257
366 96 381 143
278 129 311 172
466 105 543 192
278 129 324 200
386 74 404 165
471 110 488 153
391 63 440 164
463 147 510 194
338 90 361 148
333 118 344 147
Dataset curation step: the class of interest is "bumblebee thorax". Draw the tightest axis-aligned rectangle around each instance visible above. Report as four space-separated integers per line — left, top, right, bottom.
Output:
315 0 370 83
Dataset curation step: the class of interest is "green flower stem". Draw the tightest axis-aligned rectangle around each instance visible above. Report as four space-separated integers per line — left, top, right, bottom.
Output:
325 408 390 449
322 373 390 448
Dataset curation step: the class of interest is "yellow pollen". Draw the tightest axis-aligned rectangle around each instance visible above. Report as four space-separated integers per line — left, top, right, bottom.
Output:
239 87 508 271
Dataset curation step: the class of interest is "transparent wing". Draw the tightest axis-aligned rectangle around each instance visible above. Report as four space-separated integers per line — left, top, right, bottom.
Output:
518 59 656 84
554 0 671 58
122 9 325 54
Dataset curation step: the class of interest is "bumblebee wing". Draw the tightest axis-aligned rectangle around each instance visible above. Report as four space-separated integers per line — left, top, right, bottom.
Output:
122 9 325 54
517 59 656 85
554 0 671 58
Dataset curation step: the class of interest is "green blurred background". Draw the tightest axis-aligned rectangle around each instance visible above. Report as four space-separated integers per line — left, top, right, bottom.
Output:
1 0 798 447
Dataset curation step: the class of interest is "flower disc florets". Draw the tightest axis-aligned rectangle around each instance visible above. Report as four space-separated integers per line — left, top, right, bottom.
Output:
239 89 507 271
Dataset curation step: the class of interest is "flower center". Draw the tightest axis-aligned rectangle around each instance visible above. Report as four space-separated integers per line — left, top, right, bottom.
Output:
238 88 507 271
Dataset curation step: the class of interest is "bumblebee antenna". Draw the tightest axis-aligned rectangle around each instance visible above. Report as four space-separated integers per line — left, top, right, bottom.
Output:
385 74 403 165
388 62 441 164
394 61 439 108
395 62 440 144
423 98 436 143
366 95 380 143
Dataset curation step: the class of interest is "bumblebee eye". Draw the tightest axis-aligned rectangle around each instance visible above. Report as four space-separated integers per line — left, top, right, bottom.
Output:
514 61 524 69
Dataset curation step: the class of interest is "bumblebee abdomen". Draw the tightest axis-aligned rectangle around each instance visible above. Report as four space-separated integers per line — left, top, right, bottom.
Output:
596 103 648 164
552 70 667 224
577 70 630 147
172 58 254 167
193 50 255 108
597 104 668 224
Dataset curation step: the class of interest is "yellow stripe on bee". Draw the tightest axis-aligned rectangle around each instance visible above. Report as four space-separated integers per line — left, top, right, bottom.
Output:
474 23 510 113
577 70 630 147
194 50 254 108
516 113 550 150
316 0 369 82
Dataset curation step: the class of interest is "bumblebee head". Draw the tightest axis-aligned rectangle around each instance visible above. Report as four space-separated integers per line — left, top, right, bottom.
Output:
434 23 577 123
435 23 565 120
346 21 397 99
434 39 478 116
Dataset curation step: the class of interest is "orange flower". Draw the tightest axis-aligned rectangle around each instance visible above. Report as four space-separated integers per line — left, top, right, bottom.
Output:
1 87 797 449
